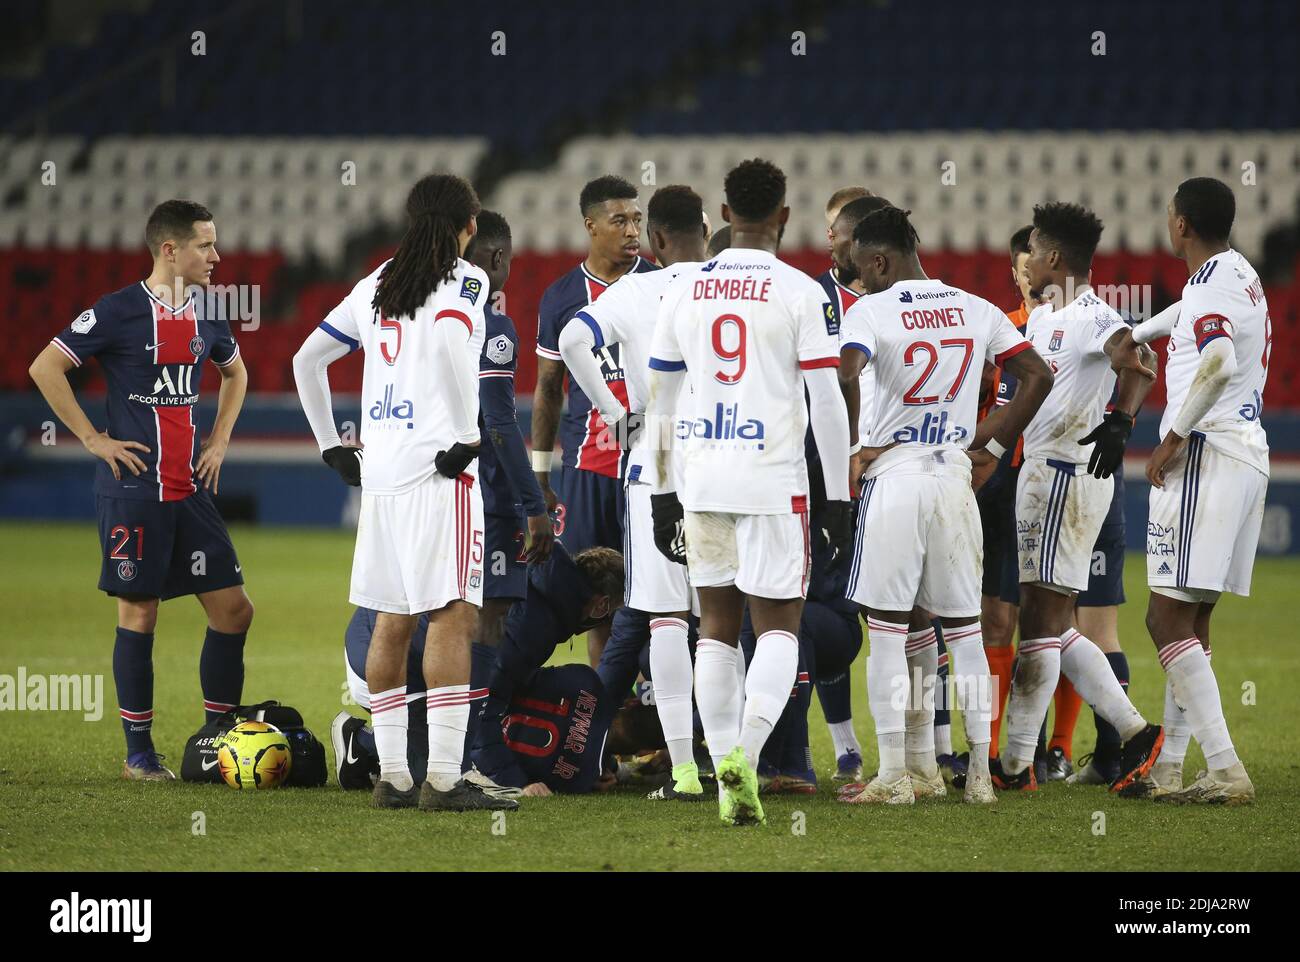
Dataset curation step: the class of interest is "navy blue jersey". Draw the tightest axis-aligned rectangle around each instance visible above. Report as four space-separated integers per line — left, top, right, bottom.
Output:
479 304 546 518
52 283 239 501
535 257 657 478
815 268 861 328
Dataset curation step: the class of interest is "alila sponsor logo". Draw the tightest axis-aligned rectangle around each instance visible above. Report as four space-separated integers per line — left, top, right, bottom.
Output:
368 384 415 429
675 402 765 449
50 892 151 942
892 411 969 445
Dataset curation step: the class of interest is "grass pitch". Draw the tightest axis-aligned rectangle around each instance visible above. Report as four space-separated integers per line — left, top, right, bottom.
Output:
1 521 1296 872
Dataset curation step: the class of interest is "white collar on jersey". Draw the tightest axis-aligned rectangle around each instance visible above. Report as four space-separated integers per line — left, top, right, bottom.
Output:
140 281 195 314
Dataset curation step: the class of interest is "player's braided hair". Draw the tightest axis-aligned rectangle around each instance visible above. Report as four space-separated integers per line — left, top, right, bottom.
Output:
852 205 920 254
373 173 481 320
1031 202 1103 274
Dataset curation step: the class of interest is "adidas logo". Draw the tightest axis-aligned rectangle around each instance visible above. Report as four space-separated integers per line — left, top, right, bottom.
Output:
1157 562 1172 575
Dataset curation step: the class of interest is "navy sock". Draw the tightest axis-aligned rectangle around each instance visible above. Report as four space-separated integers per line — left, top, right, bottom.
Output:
781 669 813 775
113 627 155 757
1092 652 1130 769
200 627 246 722
407 700 429 784
815 672 852 724
932 620 951 732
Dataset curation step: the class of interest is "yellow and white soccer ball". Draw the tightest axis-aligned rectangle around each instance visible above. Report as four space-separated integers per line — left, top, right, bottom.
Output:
214 721 293 790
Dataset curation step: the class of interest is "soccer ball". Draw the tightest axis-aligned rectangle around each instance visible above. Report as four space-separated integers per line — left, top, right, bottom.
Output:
214 721 293 790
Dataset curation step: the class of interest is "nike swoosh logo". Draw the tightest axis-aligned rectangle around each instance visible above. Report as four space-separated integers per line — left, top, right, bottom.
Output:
201 757 219 771
144 341 166 351
346 736 360 765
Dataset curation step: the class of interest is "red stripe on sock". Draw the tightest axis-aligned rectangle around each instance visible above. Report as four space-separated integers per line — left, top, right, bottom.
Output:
1159 637 1201 669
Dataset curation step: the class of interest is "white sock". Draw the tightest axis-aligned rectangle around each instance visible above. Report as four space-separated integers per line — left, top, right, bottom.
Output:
867 618 909 780
425 685 471 791
649 617 694 768
1161 638 1238 771
1003 637 1061 775
370 685 412 791
738 630 799 767
1060 628 1146 741
904 627 938 777
828 719 860 759
943 623 992 778
695 639 741 771
1160 674 1191 766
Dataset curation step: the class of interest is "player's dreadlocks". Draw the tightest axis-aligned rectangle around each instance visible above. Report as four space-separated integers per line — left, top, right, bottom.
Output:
647 184 704 235
852 205 920 254
724 158 786 221
373 173 481 320
1031 202 1104 274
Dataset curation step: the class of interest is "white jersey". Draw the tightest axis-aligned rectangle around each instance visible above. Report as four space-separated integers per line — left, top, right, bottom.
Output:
840 278 1029 471
649 248 839 514
579 263 700 486
321 258 489 494
1021 288 1129 464
1161 249 1270 475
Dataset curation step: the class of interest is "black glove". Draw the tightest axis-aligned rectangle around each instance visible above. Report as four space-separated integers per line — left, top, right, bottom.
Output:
321 445 363 486
650 492 687 565
435 442 481 479
819 500 854 566
1078 409 1133 479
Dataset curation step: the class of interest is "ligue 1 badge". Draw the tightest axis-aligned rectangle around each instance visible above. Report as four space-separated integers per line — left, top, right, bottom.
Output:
189 335 205 357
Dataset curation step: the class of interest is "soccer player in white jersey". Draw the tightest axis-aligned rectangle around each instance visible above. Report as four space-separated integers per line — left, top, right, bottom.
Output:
557 184 710 802
643 159 852 826
996 202 1163 794
1120 178 1269 804
292 174 516 813
836 206 1053 805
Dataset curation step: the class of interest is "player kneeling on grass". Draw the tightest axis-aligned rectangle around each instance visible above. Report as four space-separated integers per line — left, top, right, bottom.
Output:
1118 178 1269 805
293 173 512 813
837 206 1054 806
336 542 626 796
997 203 1164 795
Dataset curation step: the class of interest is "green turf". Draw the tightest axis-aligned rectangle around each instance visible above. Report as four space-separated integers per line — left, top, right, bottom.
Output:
1 521 1296 871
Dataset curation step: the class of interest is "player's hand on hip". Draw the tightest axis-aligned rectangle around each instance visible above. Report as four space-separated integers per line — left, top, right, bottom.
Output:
195 435 229 494
967 448 998 492
1077 409 1134 479
851 442 896 492
434 441 480 479
820 500 854 564
524 512 555 564
650 492 688 565
84 432 149 481
1146 431 1188 489
321 444 364 486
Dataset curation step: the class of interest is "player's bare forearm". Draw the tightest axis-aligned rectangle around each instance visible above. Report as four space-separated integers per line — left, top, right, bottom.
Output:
209 355 248 444
530 357 565 456
975 348 1053 450
29 345 99 443
838 347 867 447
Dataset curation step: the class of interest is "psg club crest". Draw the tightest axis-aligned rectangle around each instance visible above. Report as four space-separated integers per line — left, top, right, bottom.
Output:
117 560 138 582
1049 329 1064 352
189 335 205 357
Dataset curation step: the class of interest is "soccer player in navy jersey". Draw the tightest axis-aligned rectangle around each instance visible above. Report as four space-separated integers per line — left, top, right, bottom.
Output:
334 542 625 795
463 211 554 647
28 200 253 780
530 175 657 665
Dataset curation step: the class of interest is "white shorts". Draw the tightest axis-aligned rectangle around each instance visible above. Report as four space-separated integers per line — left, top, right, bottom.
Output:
1147 434 1267 598
350 472 485 614
1016 457 1113 594
625 482 695 613
684 508 810 600
846 464 982 618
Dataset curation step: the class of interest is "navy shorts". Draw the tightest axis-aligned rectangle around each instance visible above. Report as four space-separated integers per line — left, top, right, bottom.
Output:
484 510 528 601
97 489 243 600
978 466 1020 603
552 464 624 554
1077 468 1126 608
